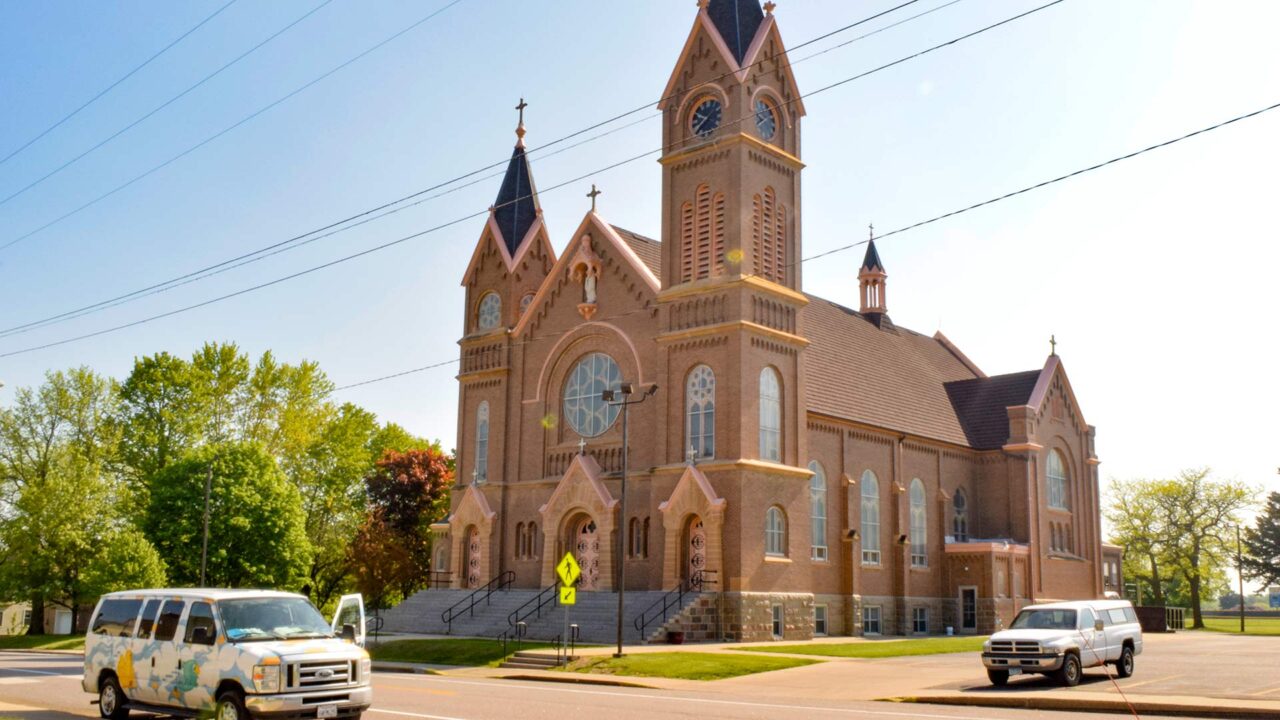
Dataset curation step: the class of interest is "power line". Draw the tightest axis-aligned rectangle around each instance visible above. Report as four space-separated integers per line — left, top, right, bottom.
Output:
0 0 468 253
0 0 335 209
0 0 965 337
325 98 1280 396
5 94 1275 361
0 0 241 168
0 0 1078 358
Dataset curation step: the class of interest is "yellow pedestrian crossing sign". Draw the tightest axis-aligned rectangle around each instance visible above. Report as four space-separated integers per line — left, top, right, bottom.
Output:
556 552 581 587
559 586 576 605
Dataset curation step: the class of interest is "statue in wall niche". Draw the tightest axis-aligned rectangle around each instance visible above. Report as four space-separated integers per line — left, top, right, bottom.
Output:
570 234 602 320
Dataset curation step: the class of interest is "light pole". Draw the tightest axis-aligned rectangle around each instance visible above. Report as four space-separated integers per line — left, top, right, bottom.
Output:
601 382 658 658
1236 524 1245 633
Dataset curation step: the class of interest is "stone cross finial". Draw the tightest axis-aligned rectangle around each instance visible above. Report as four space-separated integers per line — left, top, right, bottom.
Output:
515 98 529 148
577 436 587 455
686 445 698 466
764 1 776 14
1050 335 1058 356
587 184 602 212
868 222 875 240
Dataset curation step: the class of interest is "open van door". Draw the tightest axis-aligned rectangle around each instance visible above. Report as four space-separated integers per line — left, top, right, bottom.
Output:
331 594 366 647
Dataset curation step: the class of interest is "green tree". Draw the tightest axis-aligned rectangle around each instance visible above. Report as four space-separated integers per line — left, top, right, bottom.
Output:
0 368 122 633
361 448 453 599
143 443 311 589
117 352 199 492
1106 479 1172 606
1243 491 1280 588
83 527 168 596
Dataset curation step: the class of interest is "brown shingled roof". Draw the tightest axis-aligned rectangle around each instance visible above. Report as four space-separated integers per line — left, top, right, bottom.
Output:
612 226 662 277
804 295 1030 448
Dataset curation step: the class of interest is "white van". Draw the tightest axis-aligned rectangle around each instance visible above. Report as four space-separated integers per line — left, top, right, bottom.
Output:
81 589 370 720
981 599 1143 686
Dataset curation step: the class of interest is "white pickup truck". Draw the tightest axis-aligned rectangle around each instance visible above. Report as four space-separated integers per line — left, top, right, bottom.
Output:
981 599 1143 687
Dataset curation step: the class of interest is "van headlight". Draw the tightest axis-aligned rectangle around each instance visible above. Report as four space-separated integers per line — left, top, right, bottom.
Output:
360 657 372 681
252 665 281 694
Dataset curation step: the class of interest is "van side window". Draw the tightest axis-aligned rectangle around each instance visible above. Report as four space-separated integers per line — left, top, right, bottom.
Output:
1107 608 1127 625
153 600 185 642
136 599 163 639
91 599 143 637
184 602 217 645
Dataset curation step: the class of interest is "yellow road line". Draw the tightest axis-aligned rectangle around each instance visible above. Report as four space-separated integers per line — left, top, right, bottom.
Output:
1117 672 1186 690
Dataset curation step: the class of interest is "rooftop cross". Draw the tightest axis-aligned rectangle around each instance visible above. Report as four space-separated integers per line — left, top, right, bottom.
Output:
1050 334 1058 356
587 184 602 212
577 436 587 455
869 222 875 240
514 98 529 148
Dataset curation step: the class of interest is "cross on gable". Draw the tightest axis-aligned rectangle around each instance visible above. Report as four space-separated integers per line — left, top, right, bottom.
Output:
587 184 602 212
577 436 587 455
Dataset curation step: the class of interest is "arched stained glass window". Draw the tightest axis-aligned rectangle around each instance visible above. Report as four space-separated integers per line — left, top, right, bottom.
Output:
809 462 827 560
759 367 781 462
686 365 716 459
475 401 489 483
765 506 786 556
910 478 927 567
1047 450 1069 510
563 353 622 437
952 489 969 542
861 470 881 564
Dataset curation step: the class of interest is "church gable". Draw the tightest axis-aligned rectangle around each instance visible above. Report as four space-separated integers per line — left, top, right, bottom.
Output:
1028 356 1088 436
659 11 746 113
514 213 660 338
741 17 806 118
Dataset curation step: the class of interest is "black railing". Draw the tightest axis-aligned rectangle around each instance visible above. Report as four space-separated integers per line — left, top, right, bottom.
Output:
508 582 560 628
632 570 717 640
426 570 452 589
441 570 515 633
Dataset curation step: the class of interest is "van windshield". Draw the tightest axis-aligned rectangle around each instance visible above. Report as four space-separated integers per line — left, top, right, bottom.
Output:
1010 608 1078 630
218 598 333 642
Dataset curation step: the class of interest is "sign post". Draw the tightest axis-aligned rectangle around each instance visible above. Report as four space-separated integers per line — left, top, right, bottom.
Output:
556 553 580 656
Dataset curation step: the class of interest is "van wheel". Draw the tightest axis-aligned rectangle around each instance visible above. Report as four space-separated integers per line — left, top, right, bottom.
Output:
1115 646 1134 678
987 669 1009 687
1055 653 1082 687
215 689 249 720
98 676 129 720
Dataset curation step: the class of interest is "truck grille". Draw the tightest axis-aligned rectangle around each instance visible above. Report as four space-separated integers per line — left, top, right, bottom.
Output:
990 640 1041 655
288 660 355 690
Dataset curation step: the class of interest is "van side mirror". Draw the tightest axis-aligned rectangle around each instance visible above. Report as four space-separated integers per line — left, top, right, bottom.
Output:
340 623 357 642
1094 619 1105 632
190 626 215 646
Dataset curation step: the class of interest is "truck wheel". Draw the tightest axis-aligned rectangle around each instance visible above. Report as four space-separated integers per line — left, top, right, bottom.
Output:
216 689 249 720
1055 653 1082 687
1115 646 1134 678
98 675 130 720
987 669 1009 687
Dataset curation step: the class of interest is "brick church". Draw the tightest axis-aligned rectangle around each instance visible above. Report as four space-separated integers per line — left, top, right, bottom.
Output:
430 0 1109 640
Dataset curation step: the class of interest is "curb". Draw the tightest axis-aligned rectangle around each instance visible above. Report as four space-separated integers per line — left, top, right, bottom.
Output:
370 662 443 675
882 695 1280 719
497 674 658 690
0 648 84 656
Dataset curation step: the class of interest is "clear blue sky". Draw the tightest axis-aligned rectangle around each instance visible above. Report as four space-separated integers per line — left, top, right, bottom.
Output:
1 1 1277 520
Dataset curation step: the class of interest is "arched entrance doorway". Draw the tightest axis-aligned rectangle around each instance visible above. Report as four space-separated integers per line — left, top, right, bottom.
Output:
464 526 482 589
571 516 602 590
684 515 706 588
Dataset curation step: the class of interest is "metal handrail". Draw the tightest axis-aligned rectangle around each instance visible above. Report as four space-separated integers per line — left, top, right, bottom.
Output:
508 582 559 627
632 570 717 639
441 570 515 632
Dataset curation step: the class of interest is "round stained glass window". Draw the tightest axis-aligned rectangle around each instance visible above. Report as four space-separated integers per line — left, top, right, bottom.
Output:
477 292 501 331
563 353 622 437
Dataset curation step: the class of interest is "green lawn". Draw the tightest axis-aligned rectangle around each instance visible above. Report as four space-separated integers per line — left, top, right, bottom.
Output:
370 638 552 667
0 634 85 650
569 652 817 681
740 635 986 658
1194 617 1280 636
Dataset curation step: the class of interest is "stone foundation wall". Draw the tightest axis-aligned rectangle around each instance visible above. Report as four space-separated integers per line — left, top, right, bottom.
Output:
720 592 816 642
858 595 961 635
658 594 724 643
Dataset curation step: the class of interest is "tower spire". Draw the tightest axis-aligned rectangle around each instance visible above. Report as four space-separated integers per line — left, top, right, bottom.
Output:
859 226 889 322
492 100 540 256
705 0 766 64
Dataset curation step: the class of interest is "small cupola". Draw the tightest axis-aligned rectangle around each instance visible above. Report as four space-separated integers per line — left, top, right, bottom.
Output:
859 228 891 328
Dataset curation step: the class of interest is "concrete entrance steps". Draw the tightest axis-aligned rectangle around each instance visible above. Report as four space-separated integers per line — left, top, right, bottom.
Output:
497 650 567 670
380 586 712 645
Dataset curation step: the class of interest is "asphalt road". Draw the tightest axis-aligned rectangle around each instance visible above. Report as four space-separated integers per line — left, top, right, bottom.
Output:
0 650 1118 720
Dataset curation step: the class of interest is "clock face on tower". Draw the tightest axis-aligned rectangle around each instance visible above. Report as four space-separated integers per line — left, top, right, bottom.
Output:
755 99 777 141
690 98 722 139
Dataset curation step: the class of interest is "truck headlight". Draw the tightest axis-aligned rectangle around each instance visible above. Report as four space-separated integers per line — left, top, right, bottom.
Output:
360 657 372 681
252 665 281 694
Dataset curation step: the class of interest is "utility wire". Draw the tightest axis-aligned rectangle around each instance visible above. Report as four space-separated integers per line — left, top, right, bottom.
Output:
0 0 241 168
0 0 964 336
0 0 335 209
5 94 1275 361
323 97 1280 395
0 0 1079 358
0 0 468 253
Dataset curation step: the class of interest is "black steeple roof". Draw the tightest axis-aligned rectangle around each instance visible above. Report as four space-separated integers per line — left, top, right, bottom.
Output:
492 144 538 256
861 238 885 273
706 0 765 64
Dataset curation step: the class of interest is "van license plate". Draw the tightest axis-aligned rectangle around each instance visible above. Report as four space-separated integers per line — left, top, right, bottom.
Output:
1008 668 1022 676
317 705 338 718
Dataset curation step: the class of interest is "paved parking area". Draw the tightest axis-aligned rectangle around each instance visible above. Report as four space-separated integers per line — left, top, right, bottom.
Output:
926 631 1280 701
